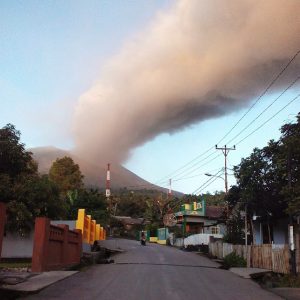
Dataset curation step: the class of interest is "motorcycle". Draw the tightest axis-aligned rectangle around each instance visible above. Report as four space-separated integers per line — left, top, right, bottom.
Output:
140 232 146 246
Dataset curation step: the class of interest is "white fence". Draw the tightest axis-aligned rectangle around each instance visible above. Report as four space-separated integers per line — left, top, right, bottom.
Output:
184 233 223 247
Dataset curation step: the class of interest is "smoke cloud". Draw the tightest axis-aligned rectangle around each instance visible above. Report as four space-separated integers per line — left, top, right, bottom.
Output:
73 0 300 164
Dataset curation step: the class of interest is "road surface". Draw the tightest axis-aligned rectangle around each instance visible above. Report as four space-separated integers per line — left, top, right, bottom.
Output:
24 239 281 300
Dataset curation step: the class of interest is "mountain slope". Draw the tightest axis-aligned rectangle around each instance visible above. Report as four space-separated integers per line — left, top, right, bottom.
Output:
30 146 161 191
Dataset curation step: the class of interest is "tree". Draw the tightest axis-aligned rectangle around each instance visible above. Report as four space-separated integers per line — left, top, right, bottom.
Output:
0 124 37 179
217 186 248 244
232 112 300 221
200 191 226 206
6 175 66 235
69 189 108 225
0 124 37 203
277 114 300 214
0 124 68 234
49 156 84 199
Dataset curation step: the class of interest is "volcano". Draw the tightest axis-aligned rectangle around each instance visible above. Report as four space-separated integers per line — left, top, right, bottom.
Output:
30 146 164 192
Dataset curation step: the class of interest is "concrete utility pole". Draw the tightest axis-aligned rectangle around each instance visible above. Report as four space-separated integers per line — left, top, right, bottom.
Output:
106 163 111 199
288 149 297 275
168 178 172 198
215 145 236 193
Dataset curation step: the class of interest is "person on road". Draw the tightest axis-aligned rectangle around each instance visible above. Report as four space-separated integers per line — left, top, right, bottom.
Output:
91 240 101 252
141 231 146 246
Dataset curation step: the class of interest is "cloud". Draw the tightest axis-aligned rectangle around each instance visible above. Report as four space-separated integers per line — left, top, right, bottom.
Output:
73 0 300 164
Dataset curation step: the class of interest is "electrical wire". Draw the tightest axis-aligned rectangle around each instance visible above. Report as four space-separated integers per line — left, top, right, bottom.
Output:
191 168 224 194
216 50 300 145
127 51 300 192
225 76 300 145
195 175 221 195
155 50 299 185
235 93 300 146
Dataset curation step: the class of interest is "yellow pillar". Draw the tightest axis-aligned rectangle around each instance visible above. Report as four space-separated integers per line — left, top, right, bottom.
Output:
89 219 96 244
75 209 85 232
86 215 91 244
95 224 100 240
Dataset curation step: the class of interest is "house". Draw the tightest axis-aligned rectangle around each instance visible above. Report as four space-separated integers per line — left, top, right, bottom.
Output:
174 200 226 236
252 215 288 245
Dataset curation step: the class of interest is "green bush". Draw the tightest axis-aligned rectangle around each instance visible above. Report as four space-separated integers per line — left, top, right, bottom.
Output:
223 252 246 269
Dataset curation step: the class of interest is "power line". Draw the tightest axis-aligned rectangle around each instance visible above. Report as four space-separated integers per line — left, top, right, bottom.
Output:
155 50 299 185
192 176 216 195
175 153 222 180
236 93 300 146
217 49 300 145
173 167 222 182
195 175 221 195
154 145 215 185
191 168 224 194
191 93 300 195
225 76 300 145
164 75 299 184
215 145 236 193
170 150 218 180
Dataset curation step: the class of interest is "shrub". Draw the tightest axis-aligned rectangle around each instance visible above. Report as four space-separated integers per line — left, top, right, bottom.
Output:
223 252 246 269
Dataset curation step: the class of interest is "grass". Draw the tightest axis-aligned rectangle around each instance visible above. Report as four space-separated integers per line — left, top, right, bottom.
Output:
275 274 300 288
257 273 300 288
0 262 31 269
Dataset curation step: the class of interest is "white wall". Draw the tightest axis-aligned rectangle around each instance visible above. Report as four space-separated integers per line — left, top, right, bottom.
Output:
2 231 34 258
2 220 77 258
50 220 76 229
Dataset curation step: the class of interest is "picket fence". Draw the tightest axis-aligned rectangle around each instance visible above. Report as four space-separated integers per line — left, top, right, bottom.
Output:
209 241 290 274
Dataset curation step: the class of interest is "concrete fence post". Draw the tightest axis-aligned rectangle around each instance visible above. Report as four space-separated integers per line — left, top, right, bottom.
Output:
0 202 6 259
32 217 50 272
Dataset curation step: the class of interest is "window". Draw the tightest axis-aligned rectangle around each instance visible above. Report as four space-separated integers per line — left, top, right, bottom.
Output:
211 226 220 234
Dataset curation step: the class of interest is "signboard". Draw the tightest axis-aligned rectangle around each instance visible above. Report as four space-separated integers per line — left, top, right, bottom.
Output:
195 202 202 210
177 199 206 217
175 210 204 217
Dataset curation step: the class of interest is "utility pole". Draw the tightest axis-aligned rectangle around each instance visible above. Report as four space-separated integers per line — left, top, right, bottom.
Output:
106 163 111 203
288 149 297 275
168 179 172 198
215 145 236 193
245 204 248 266
106 163 112 236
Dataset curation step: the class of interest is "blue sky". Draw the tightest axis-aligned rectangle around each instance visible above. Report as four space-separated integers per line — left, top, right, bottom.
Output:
1 0 299 194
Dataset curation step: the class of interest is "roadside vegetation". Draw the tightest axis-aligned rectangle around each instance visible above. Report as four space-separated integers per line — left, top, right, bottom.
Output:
222 252 246 269
1 112 299 241
0 124 108 235
256 273 300 288
224 113 300 244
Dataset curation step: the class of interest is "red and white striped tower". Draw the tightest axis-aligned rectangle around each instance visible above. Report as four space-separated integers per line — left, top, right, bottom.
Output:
168 178 172 198
106 163 111 199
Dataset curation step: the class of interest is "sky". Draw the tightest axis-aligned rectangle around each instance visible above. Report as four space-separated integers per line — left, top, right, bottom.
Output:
1 0 299 194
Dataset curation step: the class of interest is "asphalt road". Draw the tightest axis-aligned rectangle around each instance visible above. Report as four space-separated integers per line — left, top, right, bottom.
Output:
23 239 281 300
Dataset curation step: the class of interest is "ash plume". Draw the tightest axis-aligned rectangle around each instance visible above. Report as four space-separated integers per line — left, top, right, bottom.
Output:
73 0 300 164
